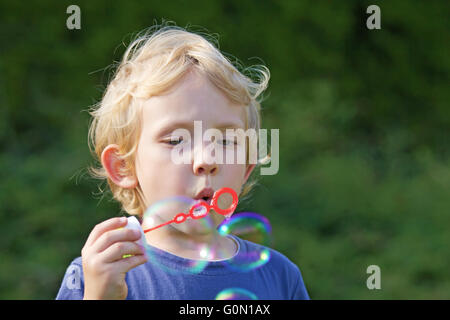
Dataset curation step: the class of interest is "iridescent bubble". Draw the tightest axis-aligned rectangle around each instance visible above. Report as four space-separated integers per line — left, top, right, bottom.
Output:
215 288 258 300
217 212 272 271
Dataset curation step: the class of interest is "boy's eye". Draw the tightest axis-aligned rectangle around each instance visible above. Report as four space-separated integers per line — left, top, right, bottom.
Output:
218 138 237 146
220 139 232 146
166 137 183 145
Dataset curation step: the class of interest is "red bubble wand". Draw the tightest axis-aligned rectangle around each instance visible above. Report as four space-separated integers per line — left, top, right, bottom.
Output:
143 187 239 233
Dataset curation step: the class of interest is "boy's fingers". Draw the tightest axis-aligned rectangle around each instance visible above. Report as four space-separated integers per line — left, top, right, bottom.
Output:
93 228 142 253
116 254 148 274
85 217 128 248
100 241 145 263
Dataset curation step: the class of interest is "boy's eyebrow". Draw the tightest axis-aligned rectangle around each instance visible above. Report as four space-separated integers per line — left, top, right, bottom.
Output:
154 120 245 137
155 121 194 137
215 122 245 130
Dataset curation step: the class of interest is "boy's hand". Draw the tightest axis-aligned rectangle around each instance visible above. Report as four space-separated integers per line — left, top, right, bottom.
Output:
81 217 148 300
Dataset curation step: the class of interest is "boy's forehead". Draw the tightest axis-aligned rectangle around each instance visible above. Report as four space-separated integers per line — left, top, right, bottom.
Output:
140 72 246 133
142 103 246 136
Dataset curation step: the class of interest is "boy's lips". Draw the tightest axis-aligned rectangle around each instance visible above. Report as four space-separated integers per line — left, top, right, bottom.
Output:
193 187 214 202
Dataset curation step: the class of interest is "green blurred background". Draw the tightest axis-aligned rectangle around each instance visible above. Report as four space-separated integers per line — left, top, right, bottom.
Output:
1 0 449 299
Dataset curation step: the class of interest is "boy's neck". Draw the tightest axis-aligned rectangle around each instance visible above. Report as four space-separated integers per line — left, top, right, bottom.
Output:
143 226 237 261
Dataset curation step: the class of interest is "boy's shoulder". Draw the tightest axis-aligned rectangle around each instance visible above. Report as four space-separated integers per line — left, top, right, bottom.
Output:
233 235 309 299
71 256 83 266
55 256 85 300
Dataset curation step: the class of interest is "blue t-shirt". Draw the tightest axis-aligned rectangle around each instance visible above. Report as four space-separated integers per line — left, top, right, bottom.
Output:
56 235 309 300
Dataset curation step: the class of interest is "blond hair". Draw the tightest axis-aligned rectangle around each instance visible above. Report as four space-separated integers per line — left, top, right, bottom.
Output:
88 23 270 216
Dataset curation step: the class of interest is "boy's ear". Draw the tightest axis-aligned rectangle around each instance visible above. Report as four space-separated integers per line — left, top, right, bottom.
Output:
101 144 138 189
243 164 256 184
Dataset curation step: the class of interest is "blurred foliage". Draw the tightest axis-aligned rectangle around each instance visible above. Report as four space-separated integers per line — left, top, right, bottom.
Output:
0 0 449 299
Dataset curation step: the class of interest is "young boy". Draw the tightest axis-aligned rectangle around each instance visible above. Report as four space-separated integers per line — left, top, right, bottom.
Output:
56 25 309 300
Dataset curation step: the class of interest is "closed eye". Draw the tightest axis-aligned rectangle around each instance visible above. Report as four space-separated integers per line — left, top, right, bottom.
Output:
164 137 183 146
217 138 238 146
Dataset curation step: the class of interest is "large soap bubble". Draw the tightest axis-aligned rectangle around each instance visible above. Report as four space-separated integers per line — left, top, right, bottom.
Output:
217 212 272 271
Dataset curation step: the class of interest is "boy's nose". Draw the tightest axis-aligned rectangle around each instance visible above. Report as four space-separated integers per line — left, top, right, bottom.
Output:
193 158 218 176
194 164 218 176
192 144 219 176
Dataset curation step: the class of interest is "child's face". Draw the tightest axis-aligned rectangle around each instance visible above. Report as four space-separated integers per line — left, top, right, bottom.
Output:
133 70 254 234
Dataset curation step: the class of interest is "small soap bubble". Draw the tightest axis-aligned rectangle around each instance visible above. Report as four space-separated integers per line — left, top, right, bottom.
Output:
215 288 258 300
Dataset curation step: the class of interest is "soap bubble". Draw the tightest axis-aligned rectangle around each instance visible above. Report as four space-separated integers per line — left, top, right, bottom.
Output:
218 212 272 271
215 288 258 300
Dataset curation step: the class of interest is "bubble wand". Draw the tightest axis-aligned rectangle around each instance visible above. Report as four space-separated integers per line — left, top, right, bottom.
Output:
136 187 239 233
